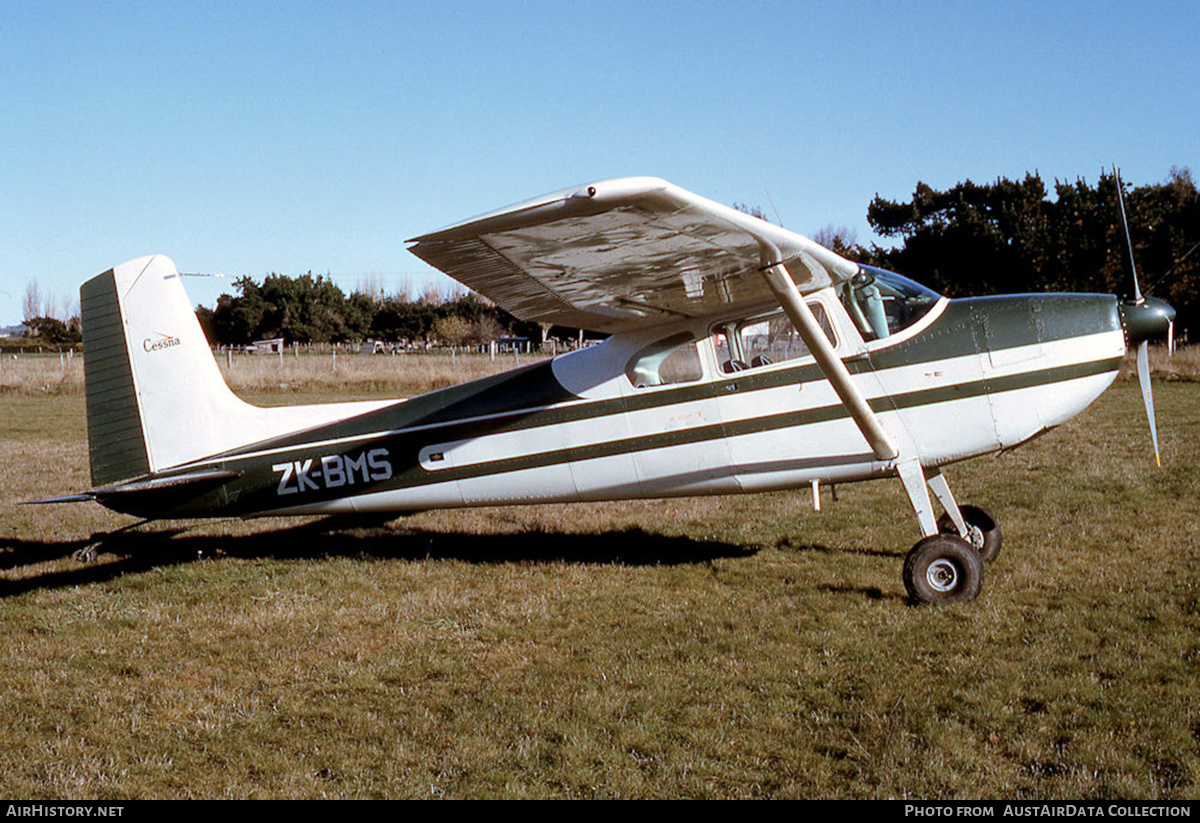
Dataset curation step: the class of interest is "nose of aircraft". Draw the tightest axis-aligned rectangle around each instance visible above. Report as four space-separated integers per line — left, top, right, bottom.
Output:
1116 295 1176 467
1118 296 1176 346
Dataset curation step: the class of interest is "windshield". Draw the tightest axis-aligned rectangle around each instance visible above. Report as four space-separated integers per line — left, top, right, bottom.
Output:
836 265 940 341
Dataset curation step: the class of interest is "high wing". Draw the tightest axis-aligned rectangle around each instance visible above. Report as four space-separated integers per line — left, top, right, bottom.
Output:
407 177 861 334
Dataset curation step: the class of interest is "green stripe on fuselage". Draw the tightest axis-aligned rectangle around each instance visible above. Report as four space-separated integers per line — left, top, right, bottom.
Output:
142 294 1122 518
195 354 1120 519
222 294 1123 456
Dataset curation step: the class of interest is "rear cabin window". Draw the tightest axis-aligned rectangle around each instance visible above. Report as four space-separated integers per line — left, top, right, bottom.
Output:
714 303 836 373
625 333 704 388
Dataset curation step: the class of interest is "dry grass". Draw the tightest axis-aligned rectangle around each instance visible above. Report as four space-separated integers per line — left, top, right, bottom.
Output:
0 351 84 394
1 368 1198 798
215 349 550 398
4 344 1197 400
1117 343 1200 383
0 349 551 398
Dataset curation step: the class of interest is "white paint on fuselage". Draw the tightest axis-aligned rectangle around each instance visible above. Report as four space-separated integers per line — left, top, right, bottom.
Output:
255 315 1123 518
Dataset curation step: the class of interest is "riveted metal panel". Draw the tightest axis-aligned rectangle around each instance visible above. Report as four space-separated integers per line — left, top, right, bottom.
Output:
81 270 150 486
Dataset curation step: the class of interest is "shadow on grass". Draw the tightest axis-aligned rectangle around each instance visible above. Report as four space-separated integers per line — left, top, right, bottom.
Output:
773 537 902 559
774 539 909 602
816 583 898 602
0 517 761 596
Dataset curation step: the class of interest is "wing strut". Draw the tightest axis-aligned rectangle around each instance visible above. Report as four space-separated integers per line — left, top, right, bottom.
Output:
757 253 965 541
758 259 899 462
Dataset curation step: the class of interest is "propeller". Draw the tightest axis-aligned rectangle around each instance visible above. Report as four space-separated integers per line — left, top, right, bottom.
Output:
1113 166 1177 467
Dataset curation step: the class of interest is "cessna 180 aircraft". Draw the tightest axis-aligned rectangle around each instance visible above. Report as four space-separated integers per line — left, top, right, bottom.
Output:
37 176 1175 604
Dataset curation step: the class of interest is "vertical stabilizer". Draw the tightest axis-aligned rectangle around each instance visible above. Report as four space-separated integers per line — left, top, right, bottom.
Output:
81 255 393 488
82 255 252 485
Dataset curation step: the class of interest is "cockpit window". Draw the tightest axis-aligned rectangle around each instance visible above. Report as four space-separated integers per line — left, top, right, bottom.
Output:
836 265 940 341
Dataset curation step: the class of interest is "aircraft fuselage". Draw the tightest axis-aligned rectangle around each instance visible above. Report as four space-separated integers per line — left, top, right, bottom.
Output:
97 291 1125 521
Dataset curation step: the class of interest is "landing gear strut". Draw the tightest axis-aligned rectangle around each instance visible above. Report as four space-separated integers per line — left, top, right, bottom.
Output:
938 504 1002 564
896 461 999 604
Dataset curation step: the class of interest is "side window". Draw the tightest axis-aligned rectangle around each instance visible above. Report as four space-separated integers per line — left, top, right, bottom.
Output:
715 303 835 373
625 332 703 388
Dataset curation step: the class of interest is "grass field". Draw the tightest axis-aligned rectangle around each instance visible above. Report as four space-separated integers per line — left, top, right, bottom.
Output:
0 352 1197 799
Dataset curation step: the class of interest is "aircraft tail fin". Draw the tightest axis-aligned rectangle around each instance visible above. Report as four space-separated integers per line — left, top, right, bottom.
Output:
80 255 255 486
80 255 393 490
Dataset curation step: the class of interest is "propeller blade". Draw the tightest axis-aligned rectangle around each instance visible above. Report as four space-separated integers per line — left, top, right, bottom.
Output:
1114 166 1142 301
1135 339 1161 467
1114 167 1171 465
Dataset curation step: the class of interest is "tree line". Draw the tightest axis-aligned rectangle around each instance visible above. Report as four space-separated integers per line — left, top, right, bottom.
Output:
14 167 1198 351
855 167 1199 333
200 167 1196 347
195 273 552 349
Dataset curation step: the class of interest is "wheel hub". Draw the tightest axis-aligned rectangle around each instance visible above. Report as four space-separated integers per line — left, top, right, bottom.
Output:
926 559 959 592
967 524 985 550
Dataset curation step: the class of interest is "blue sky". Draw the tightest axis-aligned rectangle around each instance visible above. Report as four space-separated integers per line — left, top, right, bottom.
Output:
3 0 1197 325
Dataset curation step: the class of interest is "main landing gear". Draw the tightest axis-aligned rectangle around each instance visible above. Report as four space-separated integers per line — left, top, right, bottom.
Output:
903 534 985 604
938 504 1002 564
895 461 1002 605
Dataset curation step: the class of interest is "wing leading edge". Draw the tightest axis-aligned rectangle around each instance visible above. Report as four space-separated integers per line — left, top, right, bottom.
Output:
407 177 860 334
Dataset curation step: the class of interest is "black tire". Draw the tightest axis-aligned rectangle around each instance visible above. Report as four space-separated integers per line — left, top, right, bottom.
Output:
937 504 1002 563
903 534 985 605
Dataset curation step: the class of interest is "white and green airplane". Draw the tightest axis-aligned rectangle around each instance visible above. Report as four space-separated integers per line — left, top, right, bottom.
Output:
37 177 1175 604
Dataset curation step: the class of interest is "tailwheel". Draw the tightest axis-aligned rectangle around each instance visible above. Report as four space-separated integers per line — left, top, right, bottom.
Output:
903 534 984 605
937 504 1002 563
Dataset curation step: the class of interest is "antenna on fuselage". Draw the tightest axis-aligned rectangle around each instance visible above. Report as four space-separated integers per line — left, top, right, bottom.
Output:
765 188 785 228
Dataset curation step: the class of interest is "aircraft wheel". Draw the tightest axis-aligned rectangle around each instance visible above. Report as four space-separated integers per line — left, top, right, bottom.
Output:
937 504 1002 563
903 534 984 605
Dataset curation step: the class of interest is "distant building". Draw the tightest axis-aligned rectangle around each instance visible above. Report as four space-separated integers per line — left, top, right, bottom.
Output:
0 324 28 338
495 336 530 353
247 338 285 354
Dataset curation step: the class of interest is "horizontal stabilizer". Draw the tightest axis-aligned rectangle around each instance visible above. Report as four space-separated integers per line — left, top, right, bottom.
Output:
22 493 98 505
92 469 242 498
24 469 241 506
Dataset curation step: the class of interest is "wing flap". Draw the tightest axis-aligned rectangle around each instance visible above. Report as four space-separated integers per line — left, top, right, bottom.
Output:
409 177 859 333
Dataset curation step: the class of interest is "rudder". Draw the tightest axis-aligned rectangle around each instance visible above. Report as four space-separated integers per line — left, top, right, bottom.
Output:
81 267 152 486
